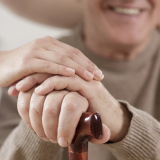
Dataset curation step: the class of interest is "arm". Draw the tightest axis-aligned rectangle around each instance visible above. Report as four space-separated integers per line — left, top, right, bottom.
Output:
0 37 103 88
33 75 160 159
106 101 160 160
0 0 82 28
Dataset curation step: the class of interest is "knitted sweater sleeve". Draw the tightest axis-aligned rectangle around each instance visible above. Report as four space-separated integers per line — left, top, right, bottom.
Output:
0 120 68 160
0 101 159 160
106 101 160 160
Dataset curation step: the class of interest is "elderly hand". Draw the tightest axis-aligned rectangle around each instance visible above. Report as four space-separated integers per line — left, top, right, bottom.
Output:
0 36 103 88
35 75 132 142
17 89 110 147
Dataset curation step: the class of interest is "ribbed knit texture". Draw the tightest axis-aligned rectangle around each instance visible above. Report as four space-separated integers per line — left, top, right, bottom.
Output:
0 27 160 160
107 101 160 160
0 120 68 160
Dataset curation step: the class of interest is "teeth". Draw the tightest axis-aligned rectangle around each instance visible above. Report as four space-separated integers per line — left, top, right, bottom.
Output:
113 7 141 15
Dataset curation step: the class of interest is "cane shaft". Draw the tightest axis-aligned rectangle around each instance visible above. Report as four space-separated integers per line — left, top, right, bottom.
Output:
68 112 102 160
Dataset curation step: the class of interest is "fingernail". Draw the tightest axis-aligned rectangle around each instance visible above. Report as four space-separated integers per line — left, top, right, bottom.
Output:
66 67 75 73
94 69 104 79
50 139 57 143
58 137 68 147
84 70 94 79
35 86 42 92
17 80 24 87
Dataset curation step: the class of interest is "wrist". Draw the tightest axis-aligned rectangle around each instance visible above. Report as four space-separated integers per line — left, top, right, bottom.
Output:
109 101 132 142
0 51 8 66
0 51 11 87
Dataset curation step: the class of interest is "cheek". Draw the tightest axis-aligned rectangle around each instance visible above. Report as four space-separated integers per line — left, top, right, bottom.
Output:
84 0 103 14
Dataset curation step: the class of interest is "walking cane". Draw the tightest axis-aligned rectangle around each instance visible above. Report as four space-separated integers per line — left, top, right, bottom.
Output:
68 112 103 160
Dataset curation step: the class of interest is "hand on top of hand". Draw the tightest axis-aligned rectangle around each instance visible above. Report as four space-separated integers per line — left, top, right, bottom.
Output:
0 36 104 88
33 74 132 142
17 74 132 145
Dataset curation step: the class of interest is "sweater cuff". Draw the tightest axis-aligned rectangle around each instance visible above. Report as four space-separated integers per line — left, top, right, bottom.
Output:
106 100 160 160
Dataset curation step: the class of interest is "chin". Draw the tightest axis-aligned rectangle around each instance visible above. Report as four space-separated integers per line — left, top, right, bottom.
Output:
109 30 149 47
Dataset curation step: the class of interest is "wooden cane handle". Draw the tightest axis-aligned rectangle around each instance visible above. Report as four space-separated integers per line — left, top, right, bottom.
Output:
68 112 103 160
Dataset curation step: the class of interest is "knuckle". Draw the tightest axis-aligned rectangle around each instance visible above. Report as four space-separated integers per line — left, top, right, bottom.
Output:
30 101 42 116
72 48 82 56
44 105 58 117
69 92 87 104
57 54 66 63
39 77 52 90
63 101 78 112
67 51 76 60
43 36 54 42
29 38 43 51
43 61 52 70
31 38 43 47
44 77 55 88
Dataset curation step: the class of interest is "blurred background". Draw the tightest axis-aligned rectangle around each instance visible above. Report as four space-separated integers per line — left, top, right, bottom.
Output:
0 3 71 50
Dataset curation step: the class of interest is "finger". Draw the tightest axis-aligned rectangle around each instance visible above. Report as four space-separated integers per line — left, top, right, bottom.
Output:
35 76 81 95
29 91 49 141
8 85 19 96
40 45 103 81
42 90 69 143
43 36 97 68
16 73 52 92
89 124 111 144
39 50 94 81
25 59 75 77
35 76 90 99
57 92 88 147
17 88 35 131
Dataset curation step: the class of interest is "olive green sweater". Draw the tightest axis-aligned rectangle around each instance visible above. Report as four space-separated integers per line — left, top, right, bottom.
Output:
0 28 160 160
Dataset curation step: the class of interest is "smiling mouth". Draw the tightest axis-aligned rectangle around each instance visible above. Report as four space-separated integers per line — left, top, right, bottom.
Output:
108 6 143 16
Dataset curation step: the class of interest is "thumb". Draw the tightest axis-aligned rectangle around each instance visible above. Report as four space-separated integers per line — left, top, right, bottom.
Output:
89 123 111 144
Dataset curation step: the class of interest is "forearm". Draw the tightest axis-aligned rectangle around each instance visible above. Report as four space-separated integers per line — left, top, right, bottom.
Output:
106 101 160 160
0 0 82 28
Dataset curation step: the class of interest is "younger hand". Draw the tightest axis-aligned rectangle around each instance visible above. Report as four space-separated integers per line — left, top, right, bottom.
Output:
0 36 103 87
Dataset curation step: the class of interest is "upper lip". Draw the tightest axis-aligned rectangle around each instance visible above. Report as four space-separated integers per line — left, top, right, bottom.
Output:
109 5 142 9
108 5 144 12
102 2 151 11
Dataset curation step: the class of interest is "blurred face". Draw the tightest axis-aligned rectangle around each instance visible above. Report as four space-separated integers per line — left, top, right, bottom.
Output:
81 0 160 47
